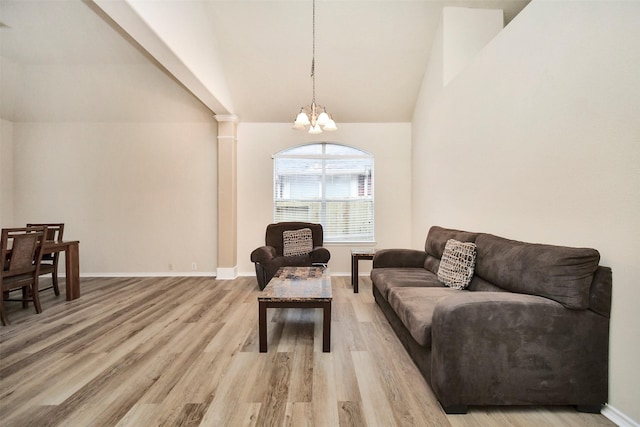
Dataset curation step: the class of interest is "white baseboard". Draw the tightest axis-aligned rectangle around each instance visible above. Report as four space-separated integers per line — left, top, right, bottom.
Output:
602 404 639 427
77 272 216 278
75 270 353 279
216 266 238 280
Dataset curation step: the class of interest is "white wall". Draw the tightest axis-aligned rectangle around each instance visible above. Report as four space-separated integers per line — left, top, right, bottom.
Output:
442 7 503 86
238 123 412 276
412 0 640 423
412 6 503 248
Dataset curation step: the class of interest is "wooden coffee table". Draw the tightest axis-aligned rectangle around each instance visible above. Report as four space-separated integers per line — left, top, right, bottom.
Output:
258 266 332 352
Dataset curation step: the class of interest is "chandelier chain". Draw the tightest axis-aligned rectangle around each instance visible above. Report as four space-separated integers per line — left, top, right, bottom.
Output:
292 0 336 133
311 0 316 102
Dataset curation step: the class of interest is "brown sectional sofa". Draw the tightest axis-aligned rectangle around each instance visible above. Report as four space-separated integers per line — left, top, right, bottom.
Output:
371 226 612 414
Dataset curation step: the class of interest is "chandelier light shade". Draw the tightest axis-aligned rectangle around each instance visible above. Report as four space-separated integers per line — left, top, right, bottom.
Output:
292 0 337 133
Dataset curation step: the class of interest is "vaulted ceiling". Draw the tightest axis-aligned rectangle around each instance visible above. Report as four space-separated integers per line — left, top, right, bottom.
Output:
0 0 531 123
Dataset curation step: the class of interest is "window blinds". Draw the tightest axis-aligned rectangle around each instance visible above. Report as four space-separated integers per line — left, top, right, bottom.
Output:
274 143 374 242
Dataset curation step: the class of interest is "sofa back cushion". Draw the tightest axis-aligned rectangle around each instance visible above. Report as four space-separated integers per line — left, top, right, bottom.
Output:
423 226 480 274
474 234 600 309
467 275 508 292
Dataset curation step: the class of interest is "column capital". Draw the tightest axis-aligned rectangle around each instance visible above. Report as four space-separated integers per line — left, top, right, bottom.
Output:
214 114 239 123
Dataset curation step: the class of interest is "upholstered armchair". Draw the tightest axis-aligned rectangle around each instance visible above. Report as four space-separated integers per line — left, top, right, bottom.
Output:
251 222 331 290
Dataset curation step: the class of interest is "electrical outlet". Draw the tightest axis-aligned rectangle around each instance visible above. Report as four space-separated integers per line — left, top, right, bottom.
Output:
191 262 197 270
169 263 174 271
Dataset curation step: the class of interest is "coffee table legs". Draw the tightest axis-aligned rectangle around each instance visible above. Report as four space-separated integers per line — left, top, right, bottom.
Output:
322 303 331 352
351 255 358 293
258 301 331 353
259 301 268 352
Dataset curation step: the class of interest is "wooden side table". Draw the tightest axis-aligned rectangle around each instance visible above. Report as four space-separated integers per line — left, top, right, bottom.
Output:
351 248 375 293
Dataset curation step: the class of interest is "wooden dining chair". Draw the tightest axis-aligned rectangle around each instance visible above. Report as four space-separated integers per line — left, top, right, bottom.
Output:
26 223 64 296
1 226 47 326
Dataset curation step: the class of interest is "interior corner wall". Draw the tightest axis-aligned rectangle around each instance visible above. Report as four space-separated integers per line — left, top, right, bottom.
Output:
442 7 503 86
96 0 234 115
411 0 640 422
237 123 412 276
412 5 502 249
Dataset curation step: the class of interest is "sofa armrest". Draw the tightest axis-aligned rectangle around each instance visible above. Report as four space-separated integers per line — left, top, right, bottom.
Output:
372 249 427 269
430 292 609 408
250 245 276 264
310 246 331 264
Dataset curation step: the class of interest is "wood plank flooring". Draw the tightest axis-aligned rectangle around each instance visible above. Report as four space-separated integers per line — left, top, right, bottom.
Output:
0 276 615 426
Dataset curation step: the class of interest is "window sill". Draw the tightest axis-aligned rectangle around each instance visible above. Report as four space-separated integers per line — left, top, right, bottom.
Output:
324 241 377 246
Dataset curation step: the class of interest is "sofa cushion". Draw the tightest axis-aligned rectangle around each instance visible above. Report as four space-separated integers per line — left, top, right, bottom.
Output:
283 228 313 256
371 268 442 298
475 234 600 309
424 226 480 259
437 239 477 290
387 287 460 347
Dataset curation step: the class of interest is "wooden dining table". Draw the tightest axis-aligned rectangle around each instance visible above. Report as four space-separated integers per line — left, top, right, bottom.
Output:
43 240 81 300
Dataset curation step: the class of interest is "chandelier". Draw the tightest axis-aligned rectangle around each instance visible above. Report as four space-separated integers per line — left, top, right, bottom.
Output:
292 0 337 134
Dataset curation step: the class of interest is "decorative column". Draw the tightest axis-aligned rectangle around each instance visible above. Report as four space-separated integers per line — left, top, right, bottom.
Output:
215 114 239 279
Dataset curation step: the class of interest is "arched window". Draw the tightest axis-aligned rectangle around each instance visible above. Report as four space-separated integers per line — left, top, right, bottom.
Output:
274 143 374 242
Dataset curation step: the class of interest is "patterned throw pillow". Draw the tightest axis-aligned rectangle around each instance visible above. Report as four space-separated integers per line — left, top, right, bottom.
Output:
437 239 477 289
283 228 314 256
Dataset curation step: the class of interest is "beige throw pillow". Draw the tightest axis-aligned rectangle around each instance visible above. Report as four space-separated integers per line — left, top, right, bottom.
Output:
283 228 313 256
437 239 477 289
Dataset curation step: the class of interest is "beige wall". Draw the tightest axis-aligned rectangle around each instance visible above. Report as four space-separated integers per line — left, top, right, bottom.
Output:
412 0 640 422
0 119 14 227
11 121 217 275
1 2 219 276
237 123 412 276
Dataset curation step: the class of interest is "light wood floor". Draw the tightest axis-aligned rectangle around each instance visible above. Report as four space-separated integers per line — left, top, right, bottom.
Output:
0 275 615 427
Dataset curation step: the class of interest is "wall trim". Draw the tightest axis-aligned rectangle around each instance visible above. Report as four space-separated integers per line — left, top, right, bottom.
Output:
602 404 639 427
216 266 238 280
